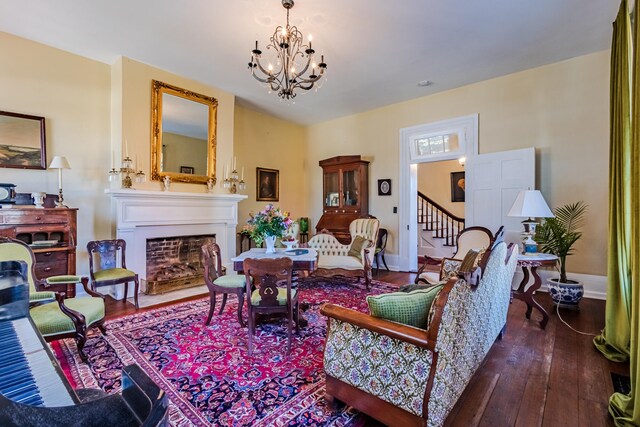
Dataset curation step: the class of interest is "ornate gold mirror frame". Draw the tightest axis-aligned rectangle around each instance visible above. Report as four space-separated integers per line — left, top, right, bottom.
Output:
151 80 218 184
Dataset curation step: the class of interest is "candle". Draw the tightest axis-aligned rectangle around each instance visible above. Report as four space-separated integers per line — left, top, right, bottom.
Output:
222 164 226 180
111 150 114 169
135 154 138 171
233 156 237 171
241 167 244 180
125 139 129 158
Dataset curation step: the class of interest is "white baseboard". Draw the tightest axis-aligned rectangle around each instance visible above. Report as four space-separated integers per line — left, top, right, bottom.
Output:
512 270 607 300
378 254 607 300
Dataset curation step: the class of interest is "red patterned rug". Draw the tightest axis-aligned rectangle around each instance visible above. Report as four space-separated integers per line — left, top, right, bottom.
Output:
51 277 397 426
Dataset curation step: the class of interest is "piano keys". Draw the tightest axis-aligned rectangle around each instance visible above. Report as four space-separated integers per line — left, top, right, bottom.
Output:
0 258 169 426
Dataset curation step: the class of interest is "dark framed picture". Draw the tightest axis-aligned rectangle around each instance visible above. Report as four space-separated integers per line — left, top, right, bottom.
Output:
256 167 279 201
450 171 465 202
180 166 194 174
0 111 46 169
378 179 391 196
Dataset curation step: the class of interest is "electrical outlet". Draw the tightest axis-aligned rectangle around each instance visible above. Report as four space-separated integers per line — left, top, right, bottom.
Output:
393 207 397 213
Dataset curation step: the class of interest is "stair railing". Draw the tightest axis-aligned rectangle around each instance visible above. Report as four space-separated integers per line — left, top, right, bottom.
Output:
417 191 465 247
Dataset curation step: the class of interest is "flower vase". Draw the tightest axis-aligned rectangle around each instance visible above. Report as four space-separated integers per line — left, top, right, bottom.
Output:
264 235 277 254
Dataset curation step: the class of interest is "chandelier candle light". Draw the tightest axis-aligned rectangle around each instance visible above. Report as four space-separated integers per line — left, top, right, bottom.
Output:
249 0 327 100
108 141 145 189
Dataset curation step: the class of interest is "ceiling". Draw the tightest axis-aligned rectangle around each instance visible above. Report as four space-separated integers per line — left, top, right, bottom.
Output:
0 0 619 125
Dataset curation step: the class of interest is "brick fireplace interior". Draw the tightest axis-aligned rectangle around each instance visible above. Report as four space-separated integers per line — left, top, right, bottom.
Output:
145 234 215 295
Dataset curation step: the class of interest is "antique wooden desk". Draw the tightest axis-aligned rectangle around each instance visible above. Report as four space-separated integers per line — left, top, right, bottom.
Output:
512 253 558 330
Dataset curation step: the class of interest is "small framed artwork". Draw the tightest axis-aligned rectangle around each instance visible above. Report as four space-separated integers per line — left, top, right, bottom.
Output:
378 179 391 196
257 167 279 201
180 166 195 174
0 111 46 169
450 171 465 202
327 192 340 206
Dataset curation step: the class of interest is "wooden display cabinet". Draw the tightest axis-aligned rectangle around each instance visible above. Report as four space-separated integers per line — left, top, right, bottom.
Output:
0 207 78 297
315 155 370 243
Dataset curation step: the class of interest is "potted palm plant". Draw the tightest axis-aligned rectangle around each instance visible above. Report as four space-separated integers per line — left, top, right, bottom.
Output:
534 201 587 308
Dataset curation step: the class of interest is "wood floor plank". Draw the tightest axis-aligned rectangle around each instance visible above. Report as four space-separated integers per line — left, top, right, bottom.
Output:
103 271 624 427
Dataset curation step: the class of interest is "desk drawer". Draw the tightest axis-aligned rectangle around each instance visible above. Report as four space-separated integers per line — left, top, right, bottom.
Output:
2 212 69 225
35 251 69 278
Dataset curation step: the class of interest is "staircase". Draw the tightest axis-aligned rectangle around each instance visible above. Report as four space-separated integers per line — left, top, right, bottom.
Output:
417 191 465 257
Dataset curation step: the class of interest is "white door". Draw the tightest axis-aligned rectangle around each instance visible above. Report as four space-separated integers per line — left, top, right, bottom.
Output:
465 147 535 245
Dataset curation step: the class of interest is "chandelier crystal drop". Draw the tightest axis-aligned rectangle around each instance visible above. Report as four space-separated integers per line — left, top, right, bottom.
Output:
248 0 327 100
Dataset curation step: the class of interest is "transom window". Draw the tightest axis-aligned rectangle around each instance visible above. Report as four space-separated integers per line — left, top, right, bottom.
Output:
415 133 459 156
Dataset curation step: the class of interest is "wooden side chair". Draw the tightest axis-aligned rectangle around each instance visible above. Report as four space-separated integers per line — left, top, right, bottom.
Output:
87 239 139 309
0 238 106 362
374 228 389 275
243 257 299 356
201 242 248 326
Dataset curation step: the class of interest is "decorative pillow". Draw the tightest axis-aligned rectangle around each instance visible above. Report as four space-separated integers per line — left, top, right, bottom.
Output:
366 285 444 329
459 249 481 273
348 235 370 260
398 282 445 293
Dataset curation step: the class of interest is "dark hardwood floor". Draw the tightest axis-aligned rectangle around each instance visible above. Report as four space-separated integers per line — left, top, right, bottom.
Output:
104 270 627 427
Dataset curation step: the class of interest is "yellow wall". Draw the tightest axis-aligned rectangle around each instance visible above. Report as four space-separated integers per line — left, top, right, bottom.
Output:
0 31 111 274
162 132 208 175
234 105 307 227
112 57 235 193
307 50 610 276
417 160 465 218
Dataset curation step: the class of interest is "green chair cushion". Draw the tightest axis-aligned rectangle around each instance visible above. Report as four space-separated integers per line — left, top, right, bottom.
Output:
348 236 371 260
30 297 105 336
29 291 56 303
251 287 297 306
366 286 443 329
213 274 249 288
93 268 136 282
46 275 82 284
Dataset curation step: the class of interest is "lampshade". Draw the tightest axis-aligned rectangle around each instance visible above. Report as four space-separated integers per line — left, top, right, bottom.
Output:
48 156 71 169
507 190 554 218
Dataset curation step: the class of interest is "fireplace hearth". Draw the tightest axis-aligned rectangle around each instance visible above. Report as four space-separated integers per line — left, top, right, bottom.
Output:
146 235 215 295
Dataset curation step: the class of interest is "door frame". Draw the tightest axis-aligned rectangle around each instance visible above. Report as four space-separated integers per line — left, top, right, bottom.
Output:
398 114 478 272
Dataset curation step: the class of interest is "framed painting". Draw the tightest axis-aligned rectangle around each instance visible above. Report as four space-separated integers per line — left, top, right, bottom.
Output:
0 111 46 169
378 179 391 196
180 166 194 174
256 167 279 201
450 171 465 202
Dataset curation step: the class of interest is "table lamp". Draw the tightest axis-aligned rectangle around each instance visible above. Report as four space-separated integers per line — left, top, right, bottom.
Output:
49 156 70 208
507 189 554 254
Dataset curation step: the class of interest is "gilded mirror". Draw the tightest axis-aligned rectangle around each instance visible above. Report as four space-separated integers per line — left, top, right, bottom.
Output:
151 80 217 184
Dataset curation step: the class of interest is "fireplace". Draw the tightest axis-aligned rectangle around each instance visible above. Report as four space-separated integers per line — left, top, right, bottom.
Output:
105 189 247 301
145 234 215 295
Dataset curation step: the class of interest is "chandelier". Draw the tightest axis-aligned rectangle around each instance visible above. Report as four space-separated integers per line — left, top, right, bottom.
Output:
248 0 327 100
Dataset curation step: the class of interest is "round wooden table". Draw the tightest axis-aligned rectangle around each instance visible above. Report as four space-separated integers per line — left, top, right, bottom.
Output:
513 253 558 329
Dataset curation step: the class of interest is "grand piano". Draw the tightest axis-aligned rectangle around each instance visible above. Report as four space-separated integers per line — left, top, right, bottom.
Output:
0 260 169 426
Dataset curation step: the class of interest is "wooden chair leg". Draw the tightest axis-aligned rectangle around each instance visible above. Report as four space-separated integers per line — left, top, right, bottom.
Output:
382 252 389 271
248 309 254 356
205 292 217 326
96 319 107 335
219 293 228 315
76 330 88 362
133 276 140 309
236 289 245 327
287 306 293 356
123 281 129 303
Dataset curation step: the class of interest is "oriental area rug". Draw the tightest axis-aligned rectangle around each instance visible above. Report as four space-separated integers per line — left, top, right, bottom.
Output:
51 278 397 426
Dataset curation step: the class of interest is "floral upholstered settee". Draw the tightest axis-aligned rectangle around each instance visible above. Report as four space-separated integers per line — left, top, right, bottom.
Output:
321 238 518 427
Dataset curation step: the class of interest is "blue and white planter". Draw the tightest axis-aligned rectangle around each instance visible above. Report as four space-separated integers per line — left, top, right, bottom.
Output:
547 278 583 309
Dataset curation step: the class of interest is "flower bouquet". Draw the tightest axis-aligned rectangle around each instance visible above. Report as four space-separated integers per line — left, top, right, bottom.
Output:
248 204 293 253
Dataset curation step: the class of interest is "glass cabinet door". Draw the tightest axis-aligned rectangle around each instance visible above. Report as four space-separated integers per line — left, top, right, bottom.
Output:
324 171 340 208
342 169 359 207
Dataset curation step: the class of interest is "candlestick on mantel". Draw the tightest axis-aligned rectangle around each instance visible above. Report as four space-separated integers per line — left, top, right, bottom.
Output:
241 167 244 180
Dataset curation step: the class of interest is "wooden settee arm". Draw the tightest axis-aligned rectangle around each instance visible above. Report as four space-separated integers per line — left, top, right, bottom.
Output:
320 303 436 351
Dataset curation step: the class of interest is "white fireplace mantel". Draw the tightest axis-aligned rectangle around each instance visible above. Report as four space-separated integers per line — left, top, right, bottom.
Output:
106 189 247 296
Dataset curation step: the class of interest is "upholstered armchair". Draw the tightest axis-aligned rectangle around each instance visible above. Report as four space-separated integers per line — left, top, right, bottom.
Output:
307 218 380 288
321 234 518 427
415 226 493 285
0 238 106 362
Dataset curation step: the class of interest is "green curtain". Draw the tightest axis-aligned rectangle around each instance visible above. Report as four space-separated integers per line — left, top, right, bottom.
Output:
594 0 633 362
596 1 640 425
